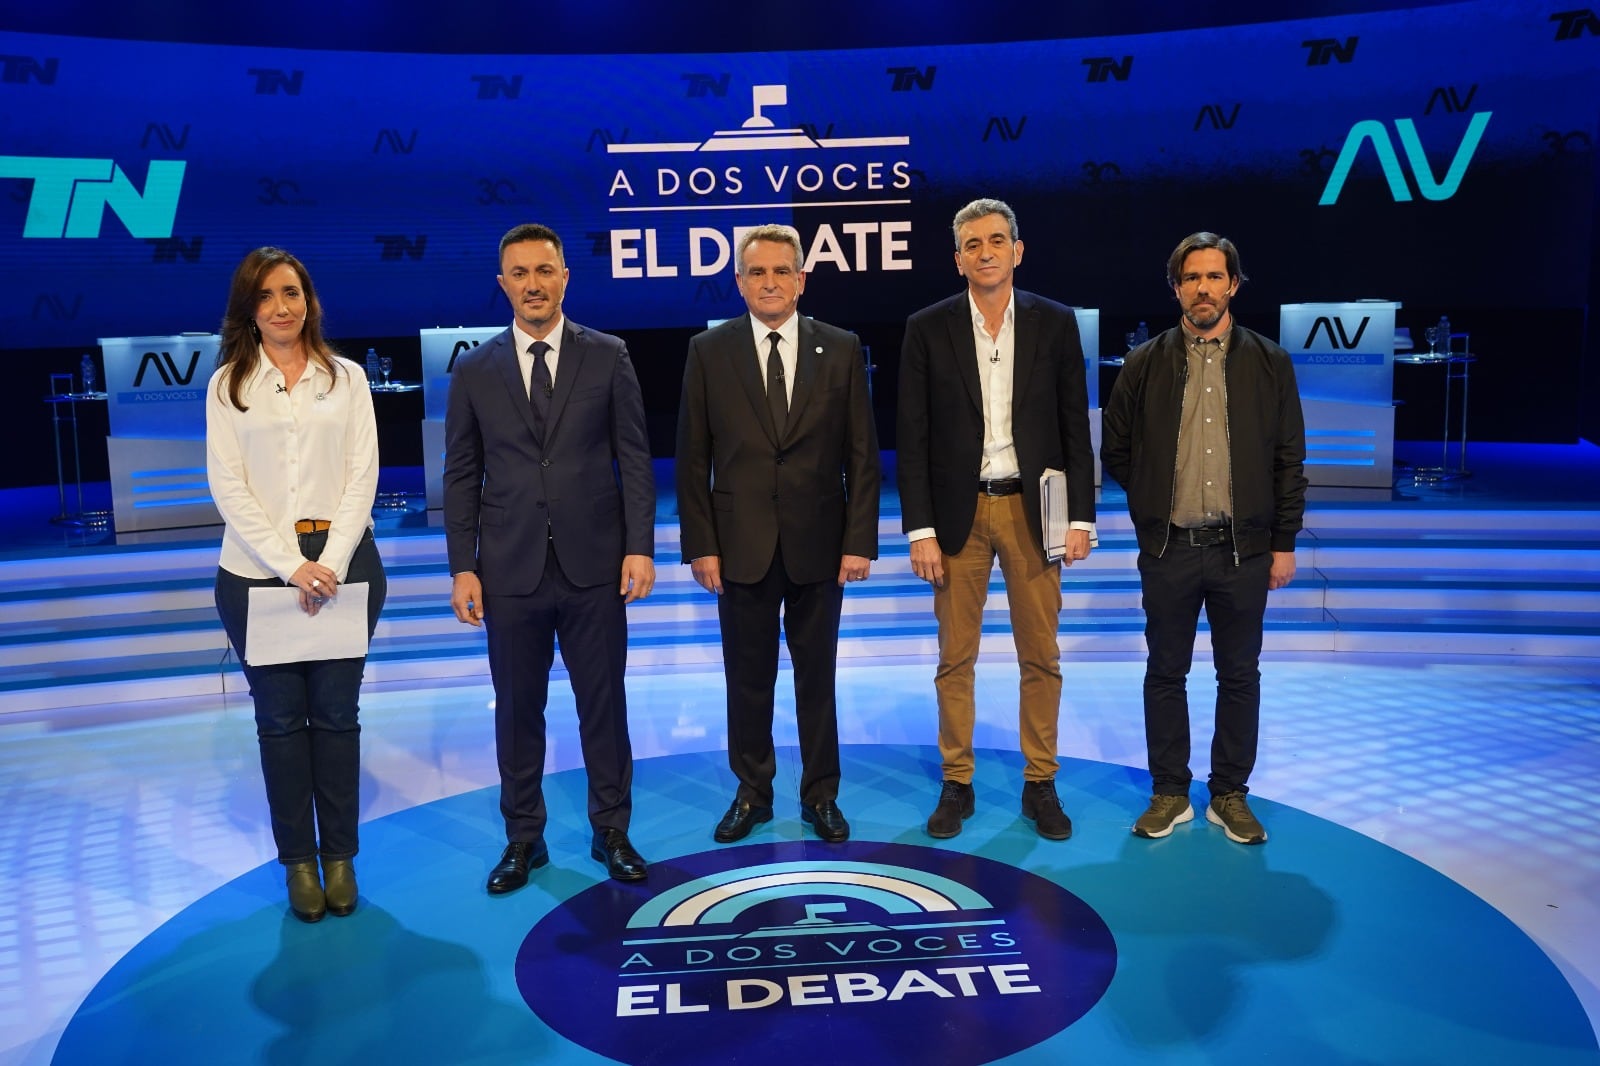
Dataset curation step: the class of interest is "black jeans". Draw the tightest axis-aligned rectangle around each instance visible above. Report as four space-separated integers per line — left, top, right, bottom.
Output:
214 529 387 864
1138 538 1271 798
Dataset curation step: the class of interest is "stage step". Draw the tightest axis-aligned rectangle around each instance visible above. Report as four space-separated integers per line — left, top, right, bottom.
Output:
2 509 1598 713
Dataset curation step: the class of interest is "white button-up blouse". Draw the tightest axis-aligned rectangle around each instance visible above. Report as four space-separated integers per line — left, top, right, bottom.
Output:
205 349 379 582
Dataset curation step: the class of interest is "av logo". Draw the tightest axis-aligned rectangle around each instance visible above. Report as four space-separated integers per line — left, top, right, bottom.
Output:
1304 316 1370 349
0 156 186 238
133 350 202 387
140 123 190 151
1194 103 1242 131
1423 85 1477 115
982 116 1027 143
32 293 82 321
1317 112 1491 204
446 339 480 372
372 129 418 154
515 843 1115 1065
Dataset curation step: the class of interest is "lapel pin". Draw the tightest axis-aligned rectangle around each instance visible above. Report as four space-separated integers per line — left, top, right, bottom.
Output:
815 346 823 353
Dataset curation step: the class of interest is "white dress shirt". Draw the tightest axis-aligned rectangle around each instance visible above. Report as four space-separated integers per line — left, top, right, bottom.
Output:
908 291 1094 545
748 311 799 407
206 348 379 582
513 317 563 398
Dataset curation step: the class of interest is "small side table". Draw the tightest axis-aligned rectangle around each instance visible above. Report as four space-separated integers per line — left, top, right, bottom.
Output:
369 381 425 512
1395 333 1474 482
43 376 112 527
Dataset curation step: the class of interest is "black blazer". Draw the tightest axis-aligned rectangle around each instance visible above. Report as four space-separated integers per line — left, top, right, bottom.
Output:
897 289 1095 557
442 321 655 594
676 313 880 585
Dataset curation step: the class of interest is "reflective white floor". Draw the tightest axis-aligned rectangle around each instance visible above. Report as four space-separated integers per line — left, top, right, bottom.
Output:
3 650 1598 1064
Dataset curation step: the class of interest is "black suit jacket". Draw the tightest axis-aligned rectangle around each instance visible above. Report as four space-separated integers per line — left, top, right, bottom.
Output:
676 313 880 585
443 320 655 594
896 289 1095 557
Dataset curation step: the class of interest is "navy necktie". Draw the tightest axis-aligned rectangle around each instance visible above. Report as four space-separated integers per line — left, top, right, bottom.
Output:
765 331 786 435
529 340 552 438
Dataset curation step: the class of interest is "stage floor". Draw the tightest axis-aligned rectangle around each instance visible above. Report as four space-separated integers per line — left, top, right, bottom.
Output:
5 655 1599 1064
3 440 1599 1063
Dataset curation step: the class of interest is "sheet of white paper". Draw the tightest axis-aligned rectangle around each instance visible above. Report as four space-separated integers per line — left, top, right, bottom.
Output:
245 583 370 666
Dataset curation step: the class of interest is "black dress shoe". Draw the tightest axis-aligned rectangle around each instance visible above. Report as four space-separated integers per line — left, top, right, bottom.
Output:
714 800 773 843
591 828 648 882
1022 779 1073 841
487 840 549 895
800 800 850 843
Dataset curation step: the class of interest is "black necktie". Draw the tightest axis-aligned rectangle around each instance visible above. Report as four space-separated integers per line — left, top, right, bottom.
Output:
765 331 786 435
529 340 552 439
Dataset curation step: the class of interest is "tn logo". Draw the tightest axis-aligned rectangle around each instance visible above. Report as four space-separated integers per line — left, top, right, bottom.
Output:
1303 37 1358 65
248 68 303 95
1303 316 1370 349
1318 112 1491 204
1550 8 1600 39
1081 56 1131 82
0 156 185 238
134 350 201 387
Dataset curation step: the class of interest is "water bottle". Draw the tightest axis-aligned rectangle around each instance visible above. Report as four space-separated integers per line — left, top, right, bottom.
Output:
1134 321 1149 346
1437 316 1451 356
80 353 97 394
365 346 380 383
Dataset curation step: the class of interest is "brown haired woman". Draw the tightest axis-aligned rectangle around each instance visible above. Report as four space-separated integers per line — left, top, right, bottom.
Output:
205 247 387 922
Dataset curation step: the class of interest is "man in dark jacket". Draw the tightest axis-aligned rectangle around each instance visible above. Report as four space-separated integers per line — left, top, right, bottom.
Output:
1101 232 1306 845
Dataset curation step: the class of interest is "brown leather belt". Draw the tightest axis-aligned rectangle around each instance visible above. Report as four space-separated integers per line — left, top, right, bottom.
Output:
295 519 331 534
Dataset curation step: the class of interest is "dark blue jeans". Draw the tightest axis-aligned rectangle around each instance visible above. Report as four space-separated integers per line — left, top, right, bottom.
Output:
214 529 386 864
1138 538 1271 798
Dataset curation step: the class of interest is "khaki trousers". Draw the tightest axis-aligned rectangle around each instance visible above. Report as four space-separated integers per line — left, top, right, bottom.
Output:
932 493 1063 784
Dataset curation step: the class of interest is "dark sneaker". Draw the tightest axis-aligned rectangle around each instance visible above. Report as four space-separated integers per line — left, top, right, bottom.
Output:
1132 794 1195 838
1207 791 1267 844
1021 779 1072 840
926 780 975 838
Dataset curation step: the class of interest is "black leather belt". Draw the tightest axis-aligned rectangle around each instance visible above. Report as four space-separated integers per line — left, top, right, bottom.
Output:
977 478 1023 496
1173 524 1232 547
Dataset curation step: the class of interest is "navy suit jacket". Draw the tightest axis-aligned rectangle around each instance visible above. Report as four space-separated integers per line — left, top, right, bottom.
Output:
896 289 1095 557
675 313 880 586
442 320 655 595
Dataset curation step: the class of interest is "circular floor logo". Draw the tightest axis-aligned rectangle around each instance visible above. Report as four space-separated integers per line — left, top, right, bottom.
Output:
515 841 1117 1064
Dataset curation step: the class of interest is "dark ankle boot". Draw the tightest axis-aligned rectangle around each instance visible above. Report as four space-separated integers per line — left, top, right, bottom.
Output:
322 859 357 917
285 861 326 923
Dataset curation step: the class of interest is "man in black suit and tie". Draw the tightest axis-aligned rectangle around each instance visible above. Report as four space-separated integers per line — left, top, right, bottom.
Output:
897 198 1095 842
444 222 656 889
676 224 881 844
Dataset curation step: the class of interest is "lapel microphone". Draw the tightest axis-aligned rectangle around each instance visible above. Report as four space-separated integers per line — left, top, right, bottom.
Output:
275 383 287 393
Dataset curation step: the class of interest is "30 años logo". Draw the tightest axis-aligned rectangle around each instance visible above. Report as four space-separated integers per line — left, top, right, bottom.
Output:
515 842 1116 1065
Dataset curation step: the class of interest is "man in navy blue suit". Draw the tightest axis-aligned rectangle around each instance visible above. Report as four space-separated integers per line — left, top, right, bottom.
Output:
443 223 656 889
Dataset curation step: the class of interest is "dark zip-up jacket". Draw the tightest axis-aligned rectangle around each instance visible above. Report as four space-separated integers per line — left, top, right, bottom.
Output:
1101 322 1307 561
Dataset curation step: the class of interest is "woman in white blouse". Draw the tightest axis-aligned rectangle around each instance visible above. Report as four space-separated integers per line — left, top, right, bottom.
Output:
206 247 386 923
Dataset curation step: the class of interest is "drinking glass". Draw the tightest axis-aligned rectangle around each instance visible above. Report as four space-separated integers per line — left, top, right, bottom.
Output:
378 356 393 387
1423 326 1439 356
